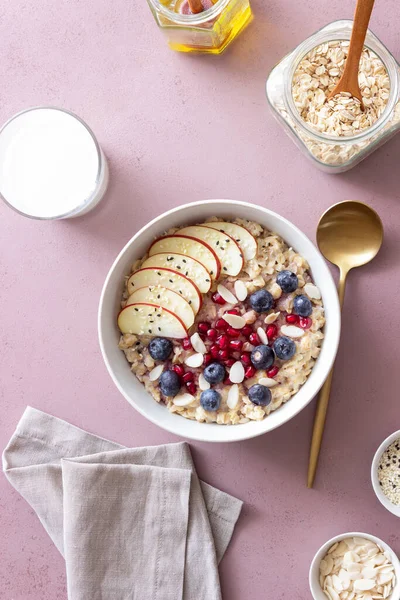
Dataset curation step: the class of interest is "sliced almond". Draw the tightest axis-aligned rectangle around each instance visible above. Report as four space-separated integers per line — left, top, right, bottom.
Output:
217 284 238 304
198 372 210 391
184 353 204 368
280 324 304 338
304 282 321 300
326 585 340 600
257 327 269 344
378 572 393 585
173 393 195 407
353 580 375 591
332 575 343 593
234 280 248 301
149 364 164 381
229 361 245 384
190 332 206 354
264 311 280 324
223 314 246 329
227 384 240 409
321 556 334 576
258 377 278 388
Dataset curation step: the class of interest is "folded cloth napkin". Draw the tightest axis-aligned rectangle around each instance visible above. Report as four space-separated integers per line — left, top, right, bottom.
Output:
2 407 243 600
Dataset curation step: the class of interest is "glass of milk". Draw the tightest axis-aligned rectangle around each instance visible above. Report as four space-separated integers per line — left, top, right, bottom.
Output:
0 107 109 219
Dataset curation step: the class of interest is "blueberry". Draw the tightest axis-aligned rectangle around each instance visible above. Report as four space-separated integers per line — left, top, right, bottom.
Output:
200 389 221 412
251 345 275 370
148 337 173 361
276 270 298 293
293 294 312 317
273 336 296 360
203 362 225 384
249 289 274 313
159 370 181 397
248 384 272 406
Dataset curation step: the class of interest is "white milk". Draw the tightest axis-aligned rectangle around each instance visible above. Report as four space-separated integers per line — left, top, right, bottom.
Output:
0 107 108 219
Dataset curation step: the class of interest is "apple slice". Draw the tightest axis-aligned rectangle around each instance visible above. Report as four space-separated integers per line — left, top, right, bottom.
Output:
177 225 243 276
126 286 194 329
149 235 220 280
118 303 188 338
141 253 211 293
205 222 257 260
127 268 201 315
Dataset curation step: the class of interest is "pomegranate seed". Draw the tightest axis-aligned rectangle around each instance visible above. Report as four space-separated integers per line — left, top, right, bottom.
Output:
210 344 219 359
215 318 228 331
218 349 229 360
212 292 226 305
240 352 251 365
198 321 210 333
286 314 299 325
182 337 192 350
245 365 256 379
266 324 278 340
224 376 232 385
226 327 241 338
299 317 312 329
229 339 243 352
249 332 260 345
225 358 236 367
183 372 194 383
242 325 253 338
207 328 218 340
173 365 185 377
267 366 279 378
227 308 240 315
217 334 229 349
187 382 197 395
203 353 212 365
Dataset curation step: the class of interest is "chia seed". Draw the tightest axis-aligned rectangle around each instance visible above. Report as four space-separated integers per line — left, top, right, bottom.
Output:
378 438 400 505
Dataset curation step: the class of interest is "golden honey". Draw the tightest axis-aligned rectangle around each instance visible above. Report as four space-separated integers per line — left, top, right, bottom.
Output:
147 0 252 54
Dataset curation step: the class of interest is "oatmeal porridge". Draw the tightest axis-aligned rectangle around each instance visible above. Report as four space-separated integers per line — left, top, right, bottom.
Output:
117 218 325 425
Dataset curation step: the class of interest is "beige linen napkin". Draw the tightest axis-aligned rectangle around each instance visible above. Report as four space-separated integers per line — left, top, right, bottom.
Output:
3 407 243 600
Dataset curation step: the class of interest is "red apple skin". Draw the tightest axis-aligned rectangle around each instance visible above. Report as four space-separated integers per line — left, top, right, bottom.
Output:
197 225 244 273
204 221 257 260
149 234 221 280
142 252 212 293
126 285 195 328
127 267 203 310
117 302 188 338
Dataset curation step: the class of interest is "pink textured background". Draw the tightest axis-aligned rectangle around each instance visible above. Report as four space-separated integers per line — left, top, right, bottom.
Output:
1 0 400 598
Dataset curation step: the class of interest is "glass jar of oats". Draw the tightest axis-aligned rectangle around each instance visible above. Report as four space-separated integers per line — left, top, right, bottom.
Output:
266 20 400 173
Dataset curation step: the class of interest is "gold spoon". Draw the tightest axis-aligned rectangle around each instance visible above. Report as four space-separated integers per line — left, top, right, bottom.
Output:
327 0 375 109
307 200 383 488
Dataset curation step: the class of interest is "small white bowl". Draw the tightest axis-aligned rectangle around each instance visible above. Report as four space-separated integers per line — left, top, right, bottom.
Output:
371 430 400 518
98 199 340 442
309 532 400 600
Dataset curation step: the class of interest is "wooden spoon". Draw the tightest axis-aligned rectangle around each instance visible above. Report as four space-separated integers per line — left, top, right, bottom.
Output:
307 201 383 488
327 0 375 109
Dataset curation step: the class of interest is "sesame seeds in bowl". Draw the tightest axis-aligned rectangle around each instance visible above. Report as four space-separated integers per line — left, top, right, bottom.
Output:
371 430 400 518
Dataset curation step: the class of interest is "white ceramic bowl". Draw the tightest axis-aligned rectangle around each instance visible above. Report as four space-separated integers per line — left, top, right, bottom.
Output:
98 199 340 442
371 430 400 518
309 532 400 600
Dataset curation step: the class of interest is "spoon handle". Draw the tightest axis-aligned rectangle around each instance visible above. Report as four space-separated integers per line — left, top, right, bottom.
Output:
307 268 348 488
343 0 375 83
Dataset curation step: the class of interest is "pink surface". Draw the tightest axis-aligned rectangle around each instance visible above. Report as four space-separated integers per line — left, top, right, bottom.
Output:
1 0 400 598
